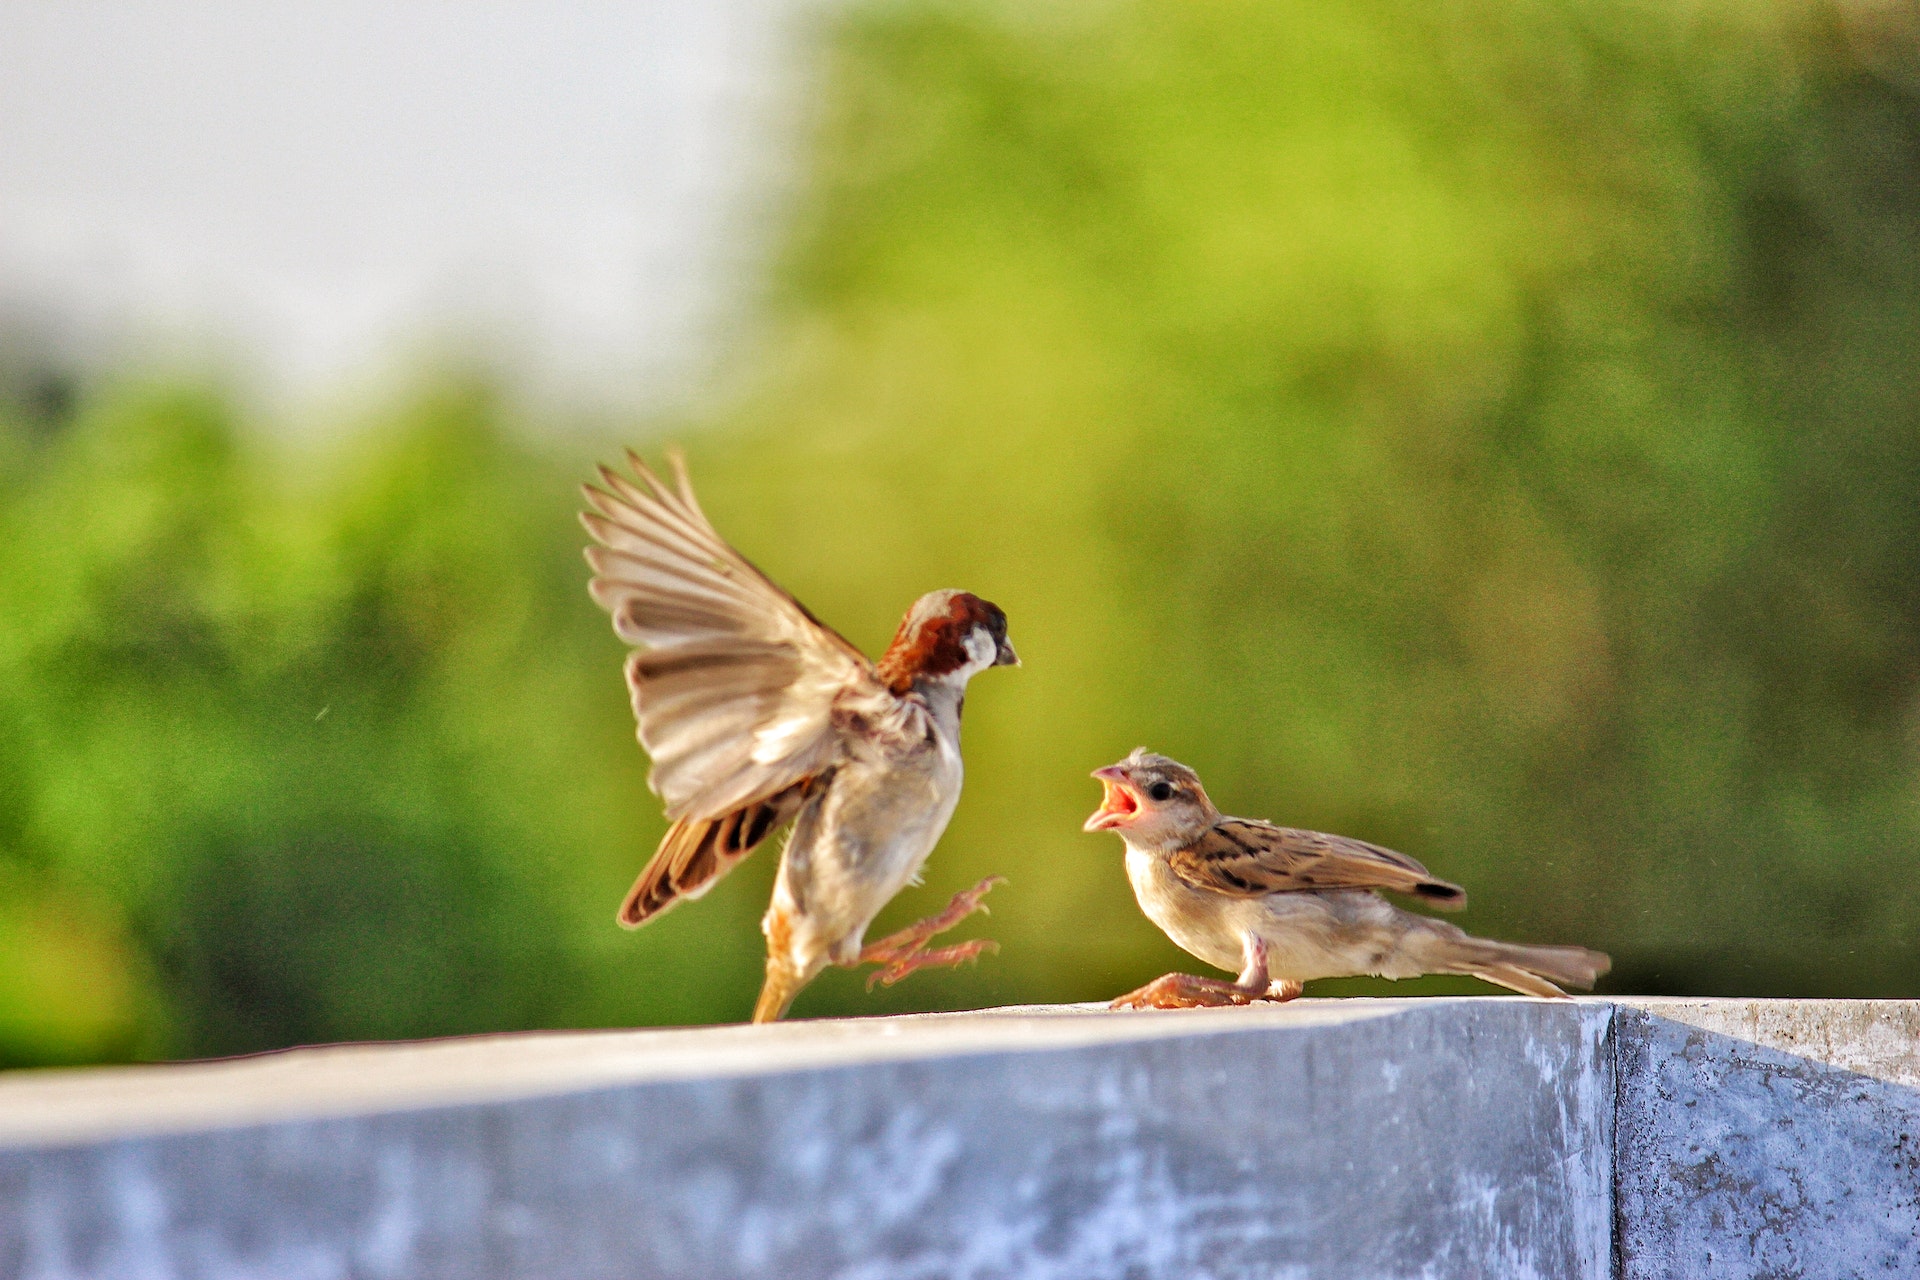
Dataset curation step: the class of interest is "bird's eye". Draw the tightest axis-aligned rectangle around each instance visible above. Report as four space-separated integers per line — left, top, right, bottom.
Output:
1147 781 1176 802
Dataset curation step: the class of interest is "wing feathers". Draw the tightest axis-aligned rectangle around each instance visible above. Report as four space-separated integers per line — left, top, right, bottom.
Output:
1169 818 1468 908
579 514 766 612
581 489 724 564
623 646 829 818
583 452 889 823
619 779 820 928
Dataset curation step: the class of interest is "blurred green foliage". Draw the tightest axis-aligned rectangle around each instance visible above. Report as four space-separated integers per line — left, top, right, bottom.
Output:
2 0 1918 1062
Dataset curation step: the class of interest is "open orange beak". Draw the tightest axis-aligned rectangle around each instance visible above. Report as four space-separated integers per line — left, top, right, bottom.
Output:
1084 765 1141 832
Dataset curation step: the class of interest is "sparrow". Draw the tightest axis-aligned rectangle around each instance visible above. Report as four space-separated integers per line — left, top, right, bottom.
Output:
1084 749 1610 1007
581 451 1018 1023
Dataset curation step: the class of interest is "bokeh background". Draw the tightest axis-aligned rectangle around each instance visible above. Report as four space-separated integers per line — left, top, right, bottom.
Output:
2 0 1918 1065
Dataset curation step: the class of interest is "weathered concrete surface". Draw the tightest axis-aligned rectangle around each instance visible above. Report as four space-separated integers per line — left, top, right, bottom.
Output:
1613 999 1920 1280
3 997 1915 1280
0 999 1615 1280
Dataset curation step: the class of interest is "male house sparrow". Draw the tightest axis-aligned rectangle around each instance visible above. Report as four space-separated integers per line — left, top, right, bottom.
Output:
581 452 1018 1022
1085 749 1610 1007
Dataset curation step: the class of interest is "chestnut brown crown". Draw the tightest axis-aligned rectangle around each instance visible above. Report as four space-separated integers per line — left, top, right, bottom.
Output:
875 590 1017 694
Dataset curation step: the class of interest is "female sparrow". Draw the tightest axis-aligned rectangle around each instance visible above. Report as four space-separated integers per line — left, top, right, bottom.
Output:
1085 749 1610 1007
582 452 1018 1022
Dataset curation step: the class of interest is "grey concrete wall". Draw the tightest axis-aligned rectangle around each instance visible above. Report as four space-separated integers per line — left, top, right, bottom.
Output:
1614 999 1920 1280
0 998 1910 1279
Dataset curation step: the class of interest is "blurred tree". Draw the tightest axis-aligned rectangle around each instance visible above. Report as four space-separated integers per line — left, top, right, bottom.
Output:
0 382 758 1061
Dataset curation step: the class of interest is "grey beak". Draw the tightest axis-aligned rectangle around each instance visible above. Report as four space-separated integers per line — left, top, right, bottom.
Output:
995 637 1020 668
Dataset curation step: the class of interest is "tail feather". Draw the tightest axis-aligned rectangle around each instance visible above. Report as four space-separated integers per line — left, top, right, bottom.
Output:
1477 962 1575 999
1426 931 1612 999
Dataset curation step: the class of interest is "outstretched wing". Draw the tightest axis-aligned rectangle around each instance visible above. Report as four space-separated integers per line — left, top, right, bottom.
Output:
582 450 895 823
1168 818 1468 909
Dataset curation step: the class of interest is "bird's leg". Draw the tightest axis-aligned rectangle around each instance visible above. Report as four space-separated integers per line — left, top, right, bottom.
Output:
852 876 1006 990
1111 937 1293 1010
1238 938 1305 1001
859 876 1004 961
1234 935 1271 994
1236 938 1304 1001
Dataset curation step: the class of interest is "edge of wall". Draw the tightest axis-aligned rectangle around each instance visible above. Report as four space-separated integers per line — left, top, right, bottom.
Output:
0 998 1914 1280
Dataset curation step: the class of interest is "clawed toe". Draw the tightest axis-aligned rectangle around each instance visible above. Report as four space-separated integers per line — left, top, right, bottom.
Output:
850 876 1006 991
1110 971 1300 1010
866 938 999 990
1109 972 1256 1010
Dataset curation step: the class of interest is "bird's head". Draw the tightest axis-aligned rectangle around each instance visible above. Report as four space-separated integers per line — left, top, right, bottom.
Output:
1083 748 1217 850
876 590 1018 696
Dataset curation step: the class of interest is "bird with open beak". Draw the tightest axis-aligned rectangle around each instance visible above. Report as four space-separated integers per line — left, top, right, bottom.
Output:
581 452 1019 1022
1086 749 1610 1007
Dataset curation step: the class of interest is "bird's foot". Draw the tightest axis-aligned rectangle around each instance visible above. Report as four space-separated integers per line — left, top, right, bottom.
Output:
854 876 1006 990
865 938 999 990
1110 971 1295 1010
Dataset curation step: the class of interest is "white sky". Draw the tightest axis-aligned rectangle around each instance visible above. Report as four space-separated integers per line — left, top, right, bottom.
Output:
0 1 804 414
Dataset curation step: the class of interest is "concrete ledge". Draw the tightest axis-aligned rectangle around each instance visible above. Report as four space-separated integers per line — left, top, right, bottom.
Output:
0 998 1913 1279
